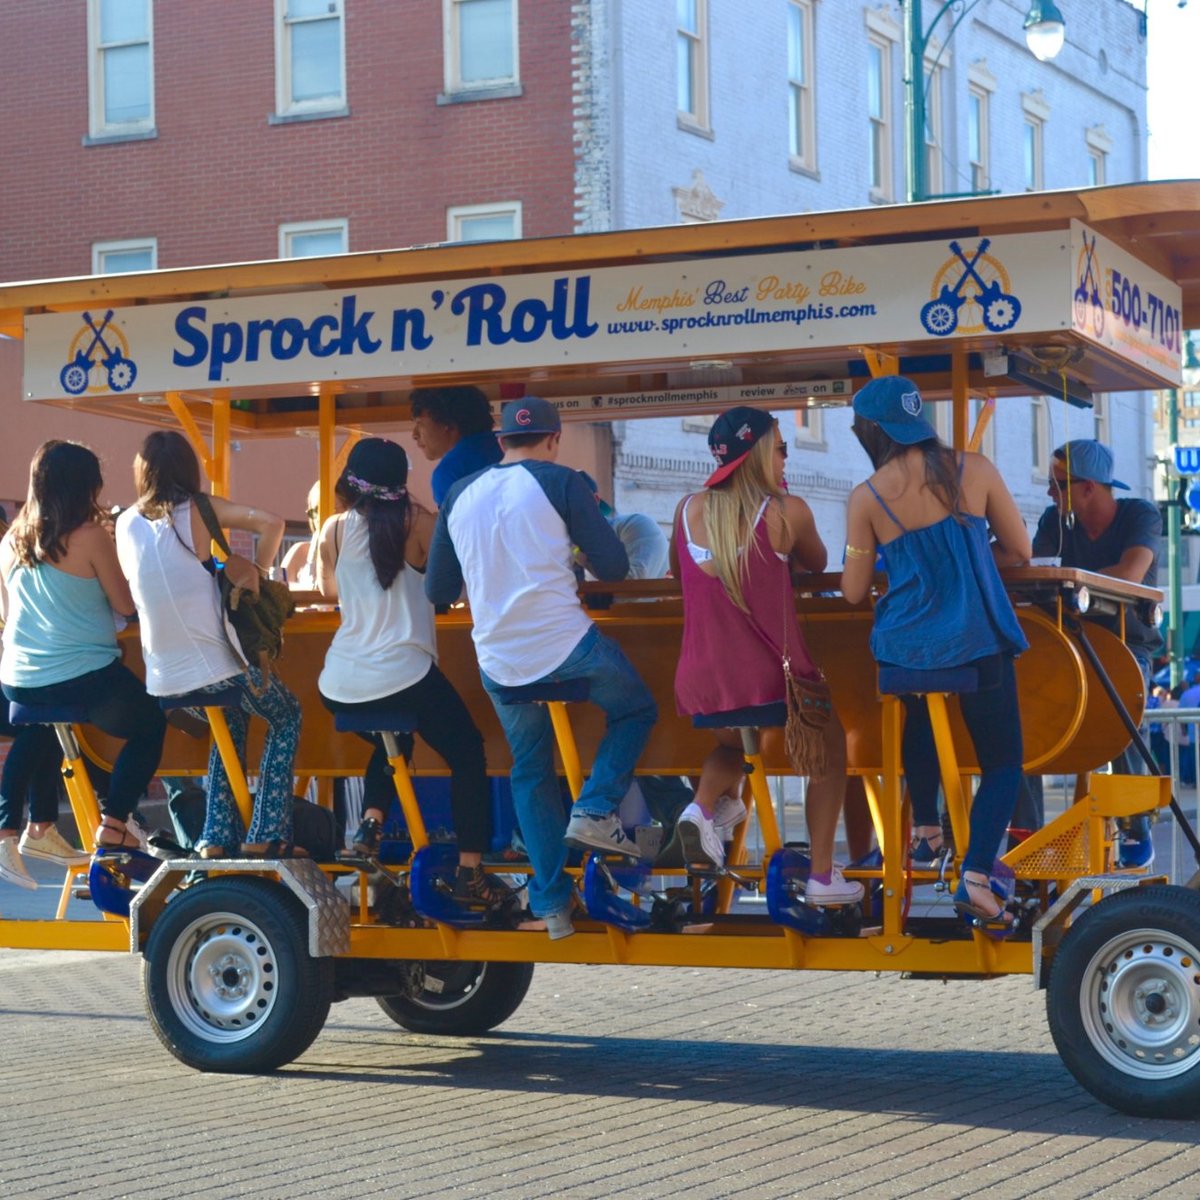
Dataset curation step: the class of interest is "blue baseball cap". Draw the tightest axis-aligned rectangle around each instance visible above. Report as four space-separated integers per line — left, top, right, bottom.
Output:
852 376 937 445
497 396 561 437
1053 440 1129 490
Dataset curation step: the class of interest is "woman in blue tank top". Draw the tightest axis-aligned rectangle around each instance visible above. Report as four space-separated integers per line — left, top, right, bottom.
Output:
0 441 165 852
841 377 1032 933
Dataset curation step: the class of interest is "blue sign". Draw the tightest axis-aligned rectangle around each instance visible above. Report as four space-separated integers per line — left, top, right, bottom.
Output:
1175 445 1200 475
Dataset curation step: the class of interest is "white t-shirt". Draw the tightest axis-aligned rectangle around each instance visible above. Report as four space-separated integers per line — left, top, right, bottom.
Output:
116 502 245 696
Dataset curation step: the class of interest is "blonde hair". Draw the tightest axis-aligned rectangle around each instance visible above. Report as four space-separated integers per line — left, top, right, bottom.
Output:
704 424 789 613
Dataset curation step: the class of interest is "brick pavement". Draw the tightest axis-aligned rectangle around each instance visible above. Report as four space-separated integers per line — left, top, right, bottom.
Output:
1 948 1198 1200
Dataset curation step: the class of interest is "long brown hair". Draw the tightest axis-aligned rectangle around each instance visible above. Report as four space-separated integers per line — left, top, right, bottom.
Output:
704 424 789 613
134 431 204 518
10 440 104 566
852 418 964 518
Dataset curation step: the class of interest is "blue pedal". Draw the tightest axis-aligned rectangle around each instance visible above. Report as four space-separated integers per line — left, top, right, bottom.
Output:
88 848 161 918
582 854 653 931
765 848 829 935
409 843 488 928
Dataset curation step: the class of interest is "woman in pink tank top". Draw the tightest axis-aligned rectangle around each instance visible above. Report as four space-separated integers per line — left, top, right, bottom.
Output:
669 407 862 905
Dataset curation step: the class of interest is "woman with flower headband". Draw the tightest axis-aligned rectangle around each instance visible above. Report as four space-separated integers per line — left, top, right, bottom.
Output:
316 438 506 905
116 431 302 857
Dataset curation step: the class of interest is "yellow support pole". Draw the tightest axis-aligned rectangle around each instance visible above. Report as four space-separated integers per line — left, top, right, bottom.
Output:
745 754 782 856
388 750 429 851
857 347 900 379
879 697 906 939
951 350 969 451
164 392 213 478
210 391 232 498
548 701 584 801
318 388 337 525
925 693 970 868
968 395 995 454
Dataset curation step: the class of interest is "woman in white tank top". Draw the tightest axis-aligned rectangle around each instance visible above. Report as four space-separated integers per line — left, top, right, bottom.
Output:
115 431 303 858
316 438 507 905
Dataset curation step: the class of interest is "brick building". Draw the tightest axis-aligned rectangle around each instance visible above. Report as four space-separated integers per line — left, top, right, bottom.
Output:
0 0 1153 551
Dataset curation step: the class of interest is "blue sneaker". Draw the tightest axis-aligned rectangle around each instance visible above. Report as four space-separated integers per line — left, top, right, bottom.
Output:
1117 830 1155 870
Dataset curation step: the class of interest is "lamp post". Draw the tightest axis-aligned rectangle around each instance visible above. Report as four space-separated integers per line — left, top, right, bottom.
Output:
903 0 1066 202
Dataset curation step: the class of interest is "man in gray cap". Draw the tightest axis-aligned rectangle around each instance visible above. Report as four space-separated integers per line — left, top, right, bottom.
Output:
426 397 658 938
1032 438 1162 867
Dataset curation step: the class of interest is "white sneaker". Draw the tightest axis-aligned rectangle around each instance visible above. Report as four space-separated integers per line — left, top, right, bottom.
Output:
675 803 725 868
0 839 37 890
563 812 642 859
805 866 864 907
712 794 748 837
19 824 90 865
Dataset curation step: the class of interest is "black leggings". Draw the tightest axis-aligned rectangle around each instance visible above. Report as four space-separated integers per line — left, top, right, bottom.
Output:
0 714 62 831
321 663 491 854
900 653 1024 877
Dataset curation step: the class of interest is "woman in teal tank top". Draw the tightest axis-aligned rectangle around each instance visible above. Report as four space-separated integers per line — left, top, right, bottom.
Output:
841 377 1032 934
0 441 165 850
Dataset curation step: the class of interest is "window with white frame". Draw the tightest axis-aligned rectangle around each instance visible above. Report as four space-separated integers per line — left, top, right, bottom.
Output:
1022 91 1049 192
966 62 995 195
867 37 893 200
923 57 945 196
677 0 709 130
1092 394 1110 445
87 0 154 138
93 238 157 274
787 1 816 170
279 220 348 258
447 202 522 242
1086 125 1112 187
275 0 345 118
1031 397 1050 478
931 398 996 458
444 0 518 93
794 406 824 446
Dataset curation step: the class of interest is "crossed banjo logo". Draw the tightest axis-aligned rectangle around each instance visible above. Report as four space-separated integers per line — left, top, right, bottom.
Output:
59 309 138 395
920 238 1022 337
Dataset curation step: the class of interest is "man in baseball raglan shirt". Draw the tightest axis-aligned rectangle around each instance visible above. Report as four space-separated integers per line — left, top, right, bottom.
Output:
425 397 658 939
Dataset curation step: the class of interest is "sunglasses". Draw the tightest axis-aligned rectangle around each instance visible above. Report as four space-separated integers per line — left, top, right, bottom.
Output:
775 442 788 458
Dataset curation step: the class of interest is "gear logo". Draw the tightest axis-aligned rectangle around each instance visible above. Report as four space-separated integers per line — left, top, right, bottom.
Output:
921 239 1021 337
59 309 138 395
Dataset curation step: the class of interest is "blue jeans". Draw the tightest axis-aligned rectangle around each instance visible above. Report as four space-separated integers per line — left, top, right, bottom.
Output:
900 653 1024 877
482 626 657 918
4 660 166 822
1111 654 1154 840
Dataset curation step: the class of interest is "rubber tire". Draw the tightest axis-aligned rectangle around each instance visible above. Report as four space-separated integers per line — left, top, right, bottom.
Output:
143 876 334 1073
1046 884 1200 1117
377 960 534 1035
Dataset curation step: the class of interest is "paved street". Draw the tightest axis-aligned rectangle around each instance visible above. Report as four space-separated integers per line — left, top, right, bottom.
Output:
2 941 1199 1200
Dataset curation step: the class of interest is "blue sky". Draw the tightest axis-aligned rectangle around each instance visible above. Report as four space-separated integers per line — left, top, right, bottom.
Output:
1146 1 1199 178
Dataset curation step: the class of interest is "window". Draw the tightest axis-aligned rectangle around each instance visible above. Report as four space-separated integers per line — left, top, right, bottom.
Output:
1031 398 1050 479
275 0 345 119
867 37 893 200
1086 125 1112 187
931 398 995 458
447 202 522 242
923 58 944 196
967 88 988 192
794 406 824 446
1022 91 1050 192
787 1 816 171
677 0 709 131
93 238 157 274
87 0 154 138
1093 394 1110 445
444 0 518 93
966 63 996 194
279 220 348 258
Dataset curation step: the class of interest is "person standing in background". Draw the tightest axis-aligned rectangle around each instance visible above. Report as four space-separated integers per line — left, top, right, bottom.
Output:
409 386 503 506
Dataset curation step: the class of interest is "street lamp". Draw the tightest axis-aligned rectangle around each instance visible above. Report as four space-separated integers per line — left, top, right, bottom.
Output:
904 0 1066 202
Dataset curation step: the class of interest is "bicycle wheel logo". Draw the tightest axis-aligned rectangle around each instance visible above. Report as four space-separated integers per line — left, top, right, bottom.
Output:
1073 232 1105 337
920 239 1021 337
59 310 138 395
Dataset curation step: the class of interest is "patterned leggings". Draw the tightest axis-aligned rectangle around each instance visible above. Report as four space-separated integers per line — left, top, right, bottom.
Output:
188 668 302 849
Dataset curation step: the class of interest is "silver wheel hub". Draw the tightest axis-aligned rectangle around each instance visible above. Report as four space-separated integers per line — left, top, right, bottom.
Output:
1082 927 1200 1080
166 911 279 1043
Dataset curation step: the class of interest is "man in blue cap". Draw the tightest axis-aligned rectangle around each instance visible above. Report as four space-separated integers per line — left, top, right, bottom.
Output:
1032 438 1163 867
426 397 657 938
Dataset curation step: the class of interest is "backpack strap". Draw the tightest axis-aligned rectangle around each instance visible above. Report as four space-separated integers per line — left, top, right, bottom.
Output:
191 493 232 559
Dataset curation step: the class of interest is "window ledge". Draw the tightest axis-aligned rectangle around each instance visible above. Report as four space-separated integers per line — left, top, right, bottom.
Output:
794 439 828 452
789 158 819 180
268 105 350 126
677 115 714 140
868 189 896 206
437 83 524 106
82 128 158 147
